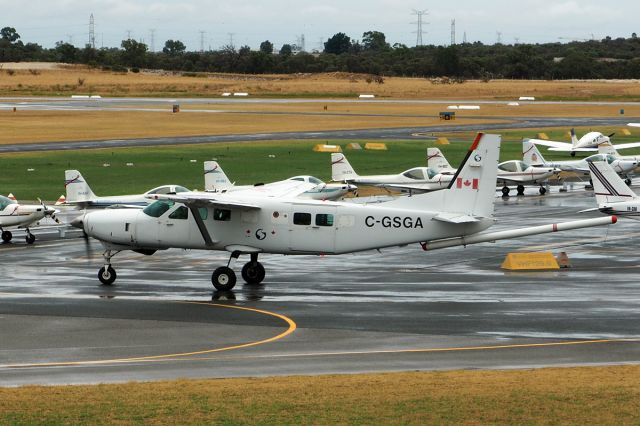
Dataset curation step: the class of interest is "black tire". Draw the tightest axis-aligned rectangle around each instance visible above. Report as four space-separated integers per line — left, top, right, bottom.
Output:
241 261 266 285
516 185 525 195
212 266 237 291
626 178 632 185
98 266 117 285
539 186 547 195
25 234 36 244
501 187 510 197
2 230 12 242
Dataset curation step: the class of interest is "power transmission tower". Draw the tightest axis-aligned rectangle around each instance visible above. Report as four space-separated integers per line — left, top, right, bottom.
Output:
126 29 132 40
411 9 429 46
296 34 306 52
450 19 456 45
496 31 502 44
199 31 206 52
463 31 467 44
89 14 95 48
227 32 235 49
149 29 156 52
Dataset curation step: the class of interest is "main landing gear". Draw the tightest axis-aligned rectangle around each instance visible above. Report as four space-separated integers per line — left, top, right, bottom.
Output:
211 252 265 291
0 228 36 244
501 185 526 197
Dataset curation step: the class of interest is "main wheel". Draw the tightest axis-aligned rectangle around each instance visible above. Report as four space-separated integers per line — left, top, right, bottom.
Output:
516 185 525 195
501 186 510 197
25 233 36 244
98 266 117 285
211 266 237 291
1 230 12 242
241 261 266 285
539 186 547 195
626 178 632 185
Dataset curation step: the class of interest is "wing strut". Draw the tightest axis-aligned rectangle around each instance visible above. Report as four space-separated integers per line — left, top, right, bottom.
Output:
188 206 214 247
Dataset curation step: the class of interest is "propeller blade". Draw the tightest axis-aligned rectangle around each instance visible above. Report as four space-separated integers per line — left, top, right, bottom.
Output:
608 133 616 138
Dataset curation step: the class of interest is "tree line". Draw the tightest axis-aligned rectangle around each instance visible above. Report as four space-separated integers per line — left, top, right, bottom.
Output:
2 26 640 79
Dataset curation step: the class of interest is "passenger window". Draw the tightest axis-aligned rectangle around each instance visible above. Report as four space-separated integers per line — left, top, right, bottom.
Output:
214 208 231 221
316 214 334 226
293 212 311 225
169 206 189 220
198 207 208 220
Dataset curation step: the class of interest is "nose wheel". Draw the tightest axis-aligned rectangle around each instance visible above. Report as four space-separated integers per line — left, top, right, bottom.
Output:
97 250 119 285
25 229 36 244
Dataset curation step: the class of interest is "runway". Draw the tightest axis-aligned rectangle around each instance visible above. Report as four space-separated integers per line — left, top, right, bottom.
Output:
1 186 639 386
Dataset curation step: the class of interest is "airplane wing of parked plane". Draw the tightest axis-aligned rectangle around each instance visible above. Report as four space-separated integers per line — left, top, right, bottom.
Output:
527 139 596 152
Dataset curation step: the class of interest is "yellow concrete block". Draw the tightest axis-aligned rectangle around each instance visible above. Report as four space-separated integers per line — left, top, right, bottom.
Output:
346 142 362 150
436 137 450 145
364 142 388 151
621 128 632 136
536 133 549 140
501 252 560 270
313 144 342 153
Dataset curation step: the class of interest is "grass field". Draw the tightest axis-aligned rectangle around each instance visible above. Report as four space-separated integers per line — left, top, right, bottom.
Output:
3 65 640 100
1 366 639 424
4 129 636 201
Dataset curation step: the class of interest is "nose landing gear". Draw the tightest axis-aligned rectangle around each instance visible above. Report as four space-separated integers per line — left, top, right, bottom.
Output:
97 250 119 285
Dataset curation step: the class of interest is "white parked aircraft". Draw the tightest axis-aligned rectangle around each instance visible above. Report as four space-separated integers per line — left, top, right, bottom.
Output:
598 143 640 166
70 133 616 290
331 152 452 192
64 170 190 208
585 160 640 219
527 128 640 156
426 147 558 196
0 195 57 244
204 161 356 200
523 140 638 183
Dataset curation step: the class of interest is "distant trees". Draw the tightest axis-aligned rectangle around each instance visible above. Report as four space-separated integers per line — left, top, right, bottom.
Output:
163 40 186 55
0 27 20 43
279 44 293 56
362 31 389 51
120 39 148 67
259 40 273 54
324 33 352 55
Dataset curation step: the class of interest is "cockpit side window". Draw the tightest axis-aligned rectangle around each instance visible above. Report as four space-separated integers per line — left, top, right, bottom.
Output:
402 169 425 180
0 195 16 210
168 206 189 220
143 200 174 218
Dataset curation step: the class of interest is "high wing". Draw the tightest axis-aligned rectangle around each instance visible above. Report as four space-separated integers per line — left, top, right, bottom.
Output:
228 179 318 198
372 180 450 192
147 192 261 210
527 139 576 151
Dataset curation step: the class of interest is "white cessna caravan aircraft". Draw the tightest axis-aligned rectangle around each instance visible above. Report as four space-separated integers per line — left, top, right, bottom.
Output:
331 152 452 192
523 140 638 183
204 161 356 200
426 147 558 196
71 133 616 290
64 170 191 208
527 128 640 156
585 160 640 219
0 195 57 244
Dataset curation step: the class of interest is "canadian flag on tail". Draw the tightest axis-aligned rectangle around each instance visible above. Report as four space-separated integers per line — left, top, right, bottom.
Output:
456 178 479 190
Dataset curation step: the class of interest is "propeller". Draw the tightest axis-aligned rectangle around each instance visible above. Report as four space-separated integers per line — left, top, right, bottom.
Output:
38 198 60 223
608 132 616 138
70 211 93 260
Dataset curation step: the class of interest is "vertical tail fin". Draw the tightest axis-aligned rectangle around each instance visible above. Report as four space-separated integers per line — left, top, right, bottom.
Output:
588 160 638 205
570 128 579 148
597 142 619 156
331 153 359 182
427 147 454 172
392 133 500 220
204 161 234 192
523 140 546 166
64 170 96 202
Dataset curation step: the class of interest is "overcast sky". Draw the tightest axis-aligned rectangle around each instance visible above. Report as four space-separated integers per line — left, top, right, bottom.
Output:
2 0 639 52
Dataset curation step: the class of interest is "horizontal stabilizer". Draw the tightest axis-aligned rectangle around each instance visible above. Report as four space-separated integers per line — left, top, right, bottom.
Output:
433 212 479 223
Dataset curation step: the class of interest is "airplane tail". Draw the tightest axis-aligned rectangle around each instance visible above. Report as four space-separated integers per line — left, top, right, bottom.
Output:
522 139 546 166
426 147 454 172
588 160 638 205
597 142 619 156
392 133 500 221
331 153 359 182
570 128 579 148
204 161 234 192
64 170 96 203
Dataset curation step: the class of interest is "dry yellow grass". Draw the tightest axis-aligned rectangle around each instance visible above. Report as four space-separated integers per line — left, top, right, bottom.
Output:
2 65 640 99
1 366 639 424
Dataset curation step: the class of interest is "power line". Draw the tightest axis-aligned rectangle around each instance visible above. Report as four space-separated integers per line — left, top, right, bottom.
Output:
411 9 429 46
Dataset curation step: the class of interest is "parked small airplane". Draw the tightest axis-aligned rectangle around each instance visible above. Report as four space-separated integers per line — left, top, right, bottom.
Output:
523 140 638 183
585 160 640 218
527 128 640 156
204 161 356 200
598 143 640 167
426 147 558 196
64 170 191 208
0 195 58 244
331 152 452 192
71 133 616 290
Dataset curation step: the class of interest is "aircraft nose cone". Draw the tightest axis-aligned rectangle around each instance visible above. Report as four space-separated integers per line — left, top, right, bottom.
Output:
70 216 84 229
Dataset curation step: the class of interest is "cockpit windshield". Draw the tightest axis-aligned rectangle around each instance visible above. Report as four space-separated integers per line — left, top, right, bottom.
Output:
0 195 17 210
143 200 175 218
